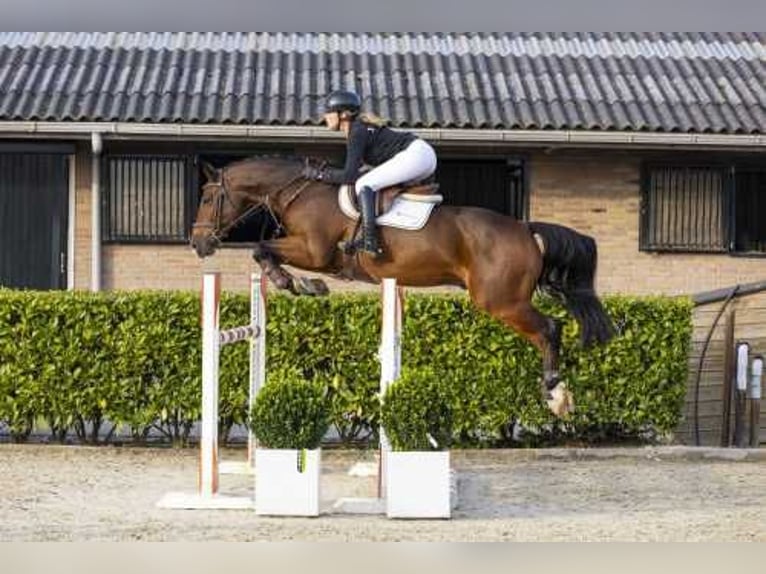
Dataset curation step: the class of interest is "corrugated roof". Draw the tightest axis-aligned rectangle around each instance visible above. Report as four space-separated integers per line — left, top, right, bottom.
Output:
0 32 763 134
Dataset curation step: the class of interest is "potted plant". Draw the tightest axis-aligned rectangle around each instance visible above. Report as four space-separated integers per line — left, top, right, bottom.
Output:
249 367 331 516
380 367 454 519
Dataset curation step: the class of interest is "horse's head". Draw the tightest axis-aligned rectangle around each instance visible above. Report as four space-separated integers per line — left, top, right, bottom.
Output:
190 162 249 257
191 158 295 257
191 156 313 258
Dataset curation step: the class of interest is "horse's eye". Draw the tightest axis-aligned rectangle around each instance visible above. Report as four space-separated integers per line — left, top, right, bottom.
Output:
202 197 212 205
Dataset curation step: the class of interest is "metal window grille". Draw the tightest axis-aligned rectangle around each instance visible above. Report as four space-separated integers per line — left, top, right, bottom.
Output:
102 155 194 243
641 165 728 252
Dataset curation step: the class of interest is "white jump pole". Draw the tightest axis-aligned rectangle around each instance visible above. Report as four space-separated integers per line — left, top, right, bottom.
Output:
378 278 402 498
158 272 265 510
333 277 402 514
199 272 222 497
247 273 267 470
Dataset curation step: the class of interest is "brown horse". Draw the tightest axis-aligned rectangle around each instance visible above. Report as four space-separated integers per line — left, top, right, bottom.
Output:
190 156 615 417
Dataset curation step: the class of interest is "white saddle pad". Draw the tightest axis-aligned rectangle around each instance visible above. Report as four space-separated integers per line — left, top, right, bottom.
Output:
338 185 443 231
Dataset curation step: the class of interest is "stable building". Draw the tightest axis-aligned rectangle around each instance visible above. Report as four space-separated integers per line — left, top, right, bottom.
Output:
0 32 763 295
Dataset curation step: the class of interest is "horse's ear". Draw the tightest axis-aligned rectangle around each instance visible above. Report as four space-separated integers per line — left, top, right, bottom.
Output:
201 161 219 183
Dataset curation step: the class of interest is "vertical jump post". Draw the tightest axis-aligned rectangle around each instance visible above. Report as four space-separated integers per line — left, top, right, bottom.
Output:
157 272 266 509
378 278 403 498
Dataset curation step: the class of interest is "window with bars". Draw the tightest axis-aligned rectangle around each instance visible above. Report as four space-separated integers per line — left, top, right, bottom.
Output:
102 155 195 243
641 163 766 254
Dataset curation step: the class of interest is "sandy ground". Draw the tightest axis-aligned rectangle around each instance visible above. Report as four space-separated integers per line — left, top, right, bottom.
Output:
0 445 764 541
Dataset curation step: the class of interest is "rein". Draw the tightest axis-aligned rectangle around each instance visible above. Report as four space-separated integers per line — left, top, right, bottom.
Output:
192 166 312 243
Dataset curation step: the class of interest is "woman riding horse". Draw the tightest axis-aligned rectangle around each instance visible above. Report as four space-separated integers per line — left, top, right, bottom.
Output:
190 145 614 419
303 90 438 258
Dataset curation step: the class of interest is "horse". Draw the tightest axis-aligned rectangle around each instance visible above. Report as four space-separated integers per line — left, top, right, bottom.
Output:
190 156 615 417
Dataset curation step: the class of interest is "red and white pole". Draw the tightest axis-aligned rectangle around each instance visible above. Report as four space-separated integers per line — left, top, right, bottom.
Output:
200 272 222 497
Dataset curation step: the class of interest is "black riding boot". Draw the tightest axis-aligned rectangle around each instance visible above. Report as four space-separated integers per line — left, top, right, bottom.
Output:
358 186 382 257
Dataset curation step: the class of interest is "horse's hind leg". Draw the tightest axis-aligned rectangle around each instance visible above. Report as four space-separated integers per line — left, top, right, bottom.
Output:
479 297 573 417
493 301 562 388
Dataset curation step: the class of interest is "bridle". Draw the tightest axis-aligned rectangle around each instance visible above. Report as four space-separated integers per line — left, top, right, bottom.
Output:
191 165 313 244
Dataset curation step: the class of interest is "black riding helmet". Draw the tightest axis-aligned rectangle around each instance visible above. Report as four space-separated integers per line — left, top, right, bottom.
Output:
325 90 361 115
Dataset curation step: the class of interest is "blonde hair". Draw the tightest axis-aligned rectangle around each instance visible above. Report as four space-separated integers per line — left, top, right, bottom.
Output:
358 112 388 127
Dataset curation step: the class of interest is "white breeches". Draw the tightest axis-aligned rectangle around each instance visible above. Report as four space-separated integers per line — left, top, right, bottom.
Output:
355 139 437 195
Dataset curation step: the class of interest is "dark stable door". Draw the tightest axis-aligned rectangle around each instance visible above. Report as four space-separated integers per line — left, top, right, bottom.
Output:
436 158 526 219
0 153 69 290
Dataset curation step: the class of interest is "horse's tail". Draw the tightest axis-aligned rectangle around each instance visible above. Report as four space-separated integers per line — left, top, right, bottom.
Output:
528 221 615 347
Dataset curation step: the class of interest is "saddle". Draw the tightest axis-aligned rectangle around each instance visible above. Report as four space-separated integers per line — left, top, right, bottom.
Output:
342 179 442 217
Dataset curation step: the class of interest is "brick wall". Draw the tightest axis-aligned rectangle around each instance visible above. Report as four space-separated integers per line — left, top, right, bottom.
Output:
71 146 764 295
529 150 766 296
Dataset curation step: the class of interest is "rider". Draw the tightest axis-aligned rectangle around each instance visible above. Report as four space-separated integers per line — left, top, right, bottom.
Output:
303 89 437 258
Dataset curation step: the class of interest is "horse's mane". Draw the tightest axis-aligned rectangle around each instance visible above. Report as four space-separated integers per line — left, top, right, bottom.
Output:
226 154 308 170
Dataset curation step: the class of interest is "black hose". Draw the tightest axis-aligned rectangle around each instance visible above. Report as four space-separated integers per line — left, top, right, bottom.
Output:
693 284 739 446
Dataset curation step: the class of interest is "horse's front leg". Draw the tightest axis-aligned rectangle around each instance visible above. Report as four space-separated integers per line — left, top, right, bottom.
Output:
252 241 296 292
252 236 333 296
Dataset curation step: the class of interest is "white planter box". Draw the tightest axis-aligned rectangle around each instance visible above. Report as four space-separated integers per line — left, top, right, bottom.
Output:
254 448 321 516
386 451 451 519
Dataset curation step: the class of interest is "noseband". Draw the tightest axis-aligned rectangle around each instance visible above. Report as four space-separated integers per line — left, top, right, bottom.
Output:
192 166 311 244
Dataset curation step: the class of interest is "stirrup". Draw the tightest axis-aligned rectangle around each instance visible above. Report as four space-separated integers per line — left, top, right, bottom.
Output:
362 243 383 258
338 239 359 255
361 228 383 258
338 238 383 258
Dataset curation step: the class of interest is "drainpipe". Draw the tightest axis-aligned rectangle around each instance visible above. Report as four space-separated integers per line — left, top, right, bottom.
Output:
91 132 103 292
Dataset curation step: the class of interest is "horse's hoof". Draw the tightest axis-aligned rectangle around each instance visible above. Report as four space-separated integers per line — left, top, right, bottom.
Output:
293 276 329 296
546 382 575 418
272 275 292 290
305 277 330 296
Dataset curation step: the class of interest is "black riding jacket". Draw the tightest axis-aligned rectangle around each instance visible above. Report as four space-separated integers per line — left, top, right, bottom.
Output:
321 119 417 185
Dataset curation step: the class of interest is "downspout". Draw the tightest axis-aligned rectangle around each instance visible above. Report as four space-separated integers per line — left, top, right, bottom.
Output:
90 132 103 292
67 153 76 290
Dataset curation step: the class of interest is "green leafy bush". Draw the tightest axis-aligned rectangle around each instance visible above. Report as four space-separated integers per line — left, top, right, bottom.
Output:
249 367 331 450
0 287 692 447
380 367 454 451
0 288 202 444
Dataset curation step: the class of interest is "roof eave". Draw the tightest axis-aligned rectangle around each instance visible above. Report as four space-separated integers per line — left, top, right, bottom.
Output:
0 121 763 150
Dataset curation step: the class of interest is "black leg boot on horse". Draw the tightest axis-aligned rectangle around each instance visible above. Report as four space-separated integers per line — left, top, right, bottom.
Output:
358 186 383 259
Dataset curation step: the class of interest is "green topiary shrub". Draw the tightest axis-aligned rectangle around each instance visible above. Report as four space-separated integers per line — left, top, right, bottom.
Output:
249 367 331 450
380 367 454 451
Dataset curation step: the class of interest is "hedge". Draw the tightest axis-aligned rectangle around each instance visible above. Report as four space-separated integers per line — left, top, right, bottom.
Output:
0 287 692 446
